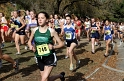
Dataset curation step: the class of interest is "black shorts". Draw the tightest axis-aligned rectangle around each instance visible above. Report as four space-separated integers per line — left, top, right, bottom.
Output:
36 53 57 71
55 28 61 35
16 29 25 35
66 39 78 47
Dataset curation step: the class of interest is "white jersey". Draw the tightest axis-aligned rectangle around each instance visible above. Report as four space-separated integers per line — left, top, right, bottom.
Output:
119 25 124 31
84 21 91 28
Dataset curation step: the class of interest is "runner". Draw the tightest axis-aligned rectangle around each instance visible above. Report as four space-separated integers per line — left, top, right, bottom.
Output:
103 20 113 57
61 15 80 70
90 18 101 54
0 30 18 71
49 14 54 28
84 18 91 41
53 14 61 45
118 22 124 42
8 11 16 43
13 10 26 54
26 10 37 36
28 11 65 81
0 12 9 48
74 16 82 41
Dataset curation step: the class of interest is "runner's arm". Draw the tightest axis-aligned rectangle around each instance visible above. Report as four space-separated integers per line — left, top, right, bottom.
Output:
19 18 26 30
28 31 35 51
51 29 64 49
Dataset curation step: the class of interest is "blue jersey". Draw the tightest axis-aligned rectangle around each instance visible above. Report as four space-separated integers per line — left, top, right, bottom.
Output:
63 23 76 41
104 25 112 40
104 25 112 36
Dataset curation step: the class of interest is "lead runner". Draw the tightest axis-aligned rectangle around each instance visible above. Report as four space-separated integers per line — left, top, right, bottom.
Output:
28 11 65 81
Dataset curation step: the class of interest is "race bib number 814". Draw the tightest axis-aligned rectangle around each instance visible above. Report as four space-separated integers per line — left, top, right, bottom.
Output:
37 44 50 55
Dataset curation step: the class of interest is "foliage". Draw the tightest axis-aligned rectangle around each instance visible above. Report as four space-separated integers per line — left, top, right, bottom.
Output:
0 0 124 22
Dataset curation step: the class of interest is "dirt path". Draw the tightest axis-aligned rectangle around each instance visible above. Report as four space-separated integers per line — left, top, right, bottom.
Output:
0 38 124 81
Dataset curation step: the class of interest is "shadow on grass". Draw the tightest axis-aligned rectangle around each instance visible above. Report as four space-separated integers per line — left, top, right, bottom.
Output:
3 44 15 49
66 72 87 81
95 47 105 53
75 49 86 55
0 56 34 74
0 64 38 81
76 42 89 49
72 58 93 72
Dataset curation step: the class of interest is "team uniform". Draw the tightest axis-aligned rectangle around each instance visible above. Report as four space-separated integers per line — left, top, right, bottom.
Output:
104 25 112 40
0 17 9 31
118 25 124 34
13 17 25 35
63 23 78 47
84 21 91 31
54 19 61 34
91 22 100 39
34 27 57 71
26 19 38 32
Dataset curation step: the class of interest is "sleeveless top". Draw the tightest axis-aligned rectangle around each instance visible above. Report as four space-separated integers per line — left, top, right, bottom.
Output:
104 25 112 36
84 21 90 28
63 23 76 41
34 27 54 57
13 17 22 29
1 17 7 26
54 19 60 28
91 22 98 33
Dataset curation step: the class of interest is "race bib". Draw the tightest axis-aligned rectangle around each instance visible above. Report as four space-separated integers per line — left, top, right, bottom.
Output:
36 44 50 56
66 33 72 39
105 30 111 35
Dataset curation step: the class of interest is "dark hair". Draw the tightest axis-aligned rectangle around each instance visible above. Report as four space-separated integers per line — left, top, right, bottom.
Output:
65 15 71 19
37 11 49 19
0 12 4 17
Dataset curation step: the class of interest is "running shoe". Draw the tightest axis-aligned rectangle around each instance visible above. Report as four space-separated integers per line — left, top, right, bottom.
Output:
15 52 21 55
69 64 73 70
0 60 2 68
25 46 28 50
76 60 80 68
91 51 95 54
60 72 65 81
13 60 19 73
64 56 68 59
1 43 4 48
34 56 38 64
98 43 101 47
104 53 109 57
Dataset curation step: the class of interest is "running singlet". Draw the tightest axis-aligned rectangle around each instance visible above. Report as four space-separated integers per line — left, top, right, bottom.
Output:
63 23 76 41
13 17 22 28
54 19 60 29
0 17 8 31
104 25 112 40
91 23 98 33
84 21 90 28
104 25 112 35
27 19 38 31
34 28 54 57
119 25 124 31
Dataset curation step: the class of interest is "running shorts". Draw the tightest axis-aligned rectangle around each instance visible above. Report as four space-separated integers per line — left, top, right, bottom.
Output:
91 32 100 39
36 53 57 71
0 25 9 31
66 39 78 47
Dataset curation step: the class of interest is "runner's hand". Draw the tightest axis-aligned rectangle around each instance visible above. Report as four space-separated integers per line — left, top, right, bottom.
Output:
29 45 36 52
16 28 20 32
48 44 54 50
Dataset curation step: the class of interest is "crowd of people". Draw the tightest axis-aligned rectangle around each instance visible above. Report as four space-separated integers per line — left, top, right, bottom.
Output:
0 9 124 81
